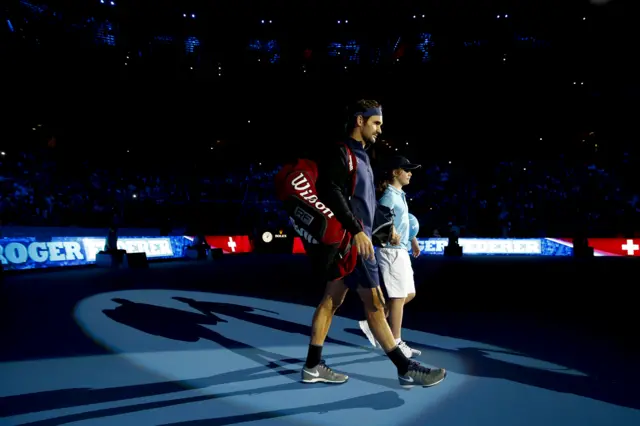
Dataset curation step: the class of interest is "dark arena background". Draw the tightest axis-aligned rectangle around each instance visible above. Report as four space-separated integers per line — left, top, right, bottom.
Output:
1 0 639 425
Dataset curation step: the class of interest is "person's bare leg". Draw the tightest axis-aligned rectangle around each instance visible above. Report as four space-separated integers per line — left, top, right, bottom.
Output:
387 297 406 340
356 286 398 352
310 279 348 346
305 279 348 370
389 292 415 340
302 279 350 383
356 287 447 384
356 285 411 375
404 292 415 305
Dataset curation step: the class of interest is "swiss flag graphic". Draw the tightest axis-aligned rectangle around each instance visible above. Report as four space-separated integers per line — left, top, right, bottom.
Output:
204 236 253 254
558 238 640 257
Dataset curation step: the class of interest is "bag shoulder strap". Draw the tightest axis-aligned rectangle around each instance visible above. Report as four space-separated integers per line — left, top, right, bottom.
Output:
337 142 358 197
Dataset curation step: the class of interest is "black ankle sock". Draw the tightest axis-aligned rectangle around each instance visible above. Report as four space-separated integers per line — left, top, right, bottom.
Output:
305 344 323 368
387 346 410 375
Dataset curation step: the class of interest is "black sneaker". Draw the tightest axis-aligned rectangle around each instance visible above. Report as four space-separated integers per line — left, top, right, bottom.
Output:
398 361 446 388
301 360 349 384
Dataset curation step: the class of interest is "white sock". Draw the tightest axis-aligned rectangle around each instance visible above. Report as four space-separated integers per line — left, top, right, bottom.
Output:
395 338 402 345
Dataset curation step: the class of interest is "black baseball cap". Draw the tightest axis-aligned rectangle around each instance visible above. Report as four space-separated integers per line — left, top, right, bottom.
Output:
382 155 421 171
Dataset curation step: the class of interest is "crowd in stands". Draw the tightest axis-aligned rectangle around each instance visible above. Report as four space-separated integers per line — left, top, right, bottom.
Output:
410 156 639 238
0 148 285 236
1 146 638 238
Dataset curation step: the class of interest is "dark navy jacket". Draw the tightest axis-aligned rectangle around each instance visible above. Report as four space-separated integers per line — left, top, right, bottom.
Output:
346 139 377 235
315 139 391 239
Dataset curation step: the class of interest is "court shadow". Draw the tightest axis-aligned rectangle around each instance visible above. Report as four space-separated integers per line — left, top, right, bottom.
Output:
10 386 402 426
1 299 405 424
165 391 404 425
344 327 637 410
172 296 363 350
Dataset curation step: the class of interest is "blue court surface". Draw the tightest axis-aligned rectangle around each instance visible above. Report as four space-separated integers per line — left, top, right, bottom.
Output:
1 255 638 426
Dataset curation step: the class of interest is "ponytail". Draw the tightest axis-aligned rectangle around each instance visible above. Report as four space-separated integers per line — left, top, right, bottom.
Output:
377 168 399 197
377 180 390 195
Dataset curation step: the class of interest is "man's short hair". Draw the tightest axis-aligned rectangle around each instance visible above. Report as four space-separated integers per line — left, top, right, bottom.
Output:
345 99 382 131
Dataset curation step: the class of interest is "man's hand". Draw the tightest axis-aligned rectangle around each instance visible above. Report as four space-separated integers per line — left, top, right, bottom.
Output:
389 227 401 246
411 237 421 258
354 232 375 261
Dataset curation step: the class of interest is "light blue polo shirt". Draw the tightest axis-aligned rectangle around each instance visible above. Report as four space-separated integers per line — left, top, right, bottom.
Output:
379 185 410 250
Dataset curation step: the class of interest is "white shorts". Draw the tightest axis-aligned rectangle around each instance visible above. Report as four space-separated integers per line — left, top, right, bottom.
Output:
376 248 415 299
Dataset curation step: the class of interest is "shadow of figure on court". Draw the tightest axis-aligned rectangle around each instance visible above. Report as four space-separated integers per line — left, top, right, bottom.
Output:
2 356 402 426
103 298 306 372
0 298 406 424
163 391 403 426
104 298 228 341
3 387 402 426
343 327 638 410
105 297 396 383
169 297 403 388
172 296 361 349
444 345 637 410
0 299 403 425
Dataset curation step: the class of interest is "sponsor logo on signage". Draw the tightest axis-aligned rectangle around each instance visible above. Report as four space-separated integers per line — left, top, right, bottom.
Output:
290 173 335 218
0 241 85 265
0 237 177 269
262 232 273 243
82 238 174 261
418 238 542 255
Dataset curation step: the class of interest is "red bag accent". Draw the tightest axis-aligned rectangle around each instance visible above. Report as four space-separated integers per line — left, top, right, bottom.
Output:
274 143 359 279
